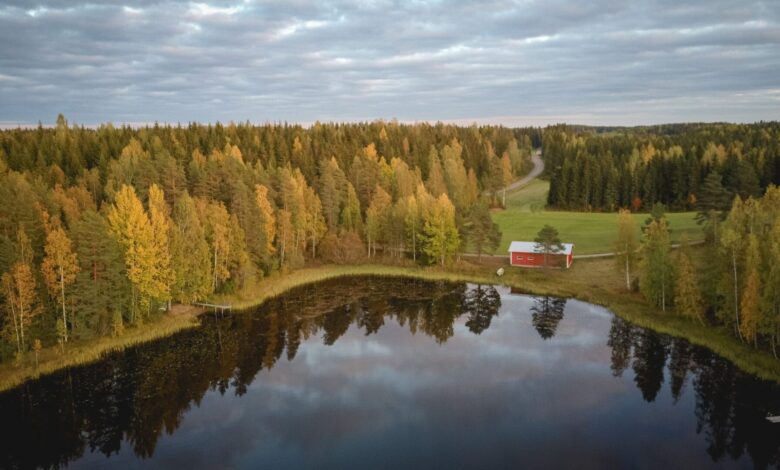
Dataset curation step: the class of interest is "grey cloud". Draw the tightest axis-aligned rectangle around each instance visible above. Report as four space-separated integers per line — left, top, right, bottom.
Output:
0 0 778 125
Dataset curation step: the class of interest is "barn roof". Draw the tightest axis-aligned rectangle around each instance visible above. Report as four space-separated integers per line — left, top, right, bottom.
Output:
508 241 574 255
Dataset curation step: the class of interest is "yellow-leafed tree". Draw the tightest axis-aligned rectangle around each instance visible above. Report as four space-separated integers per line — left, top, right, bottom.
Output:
107 184 156 323
1 258 40 353
148 184 175 307
740 234 762 346
674 238 705 325
254 184 276 257
40 209 79 343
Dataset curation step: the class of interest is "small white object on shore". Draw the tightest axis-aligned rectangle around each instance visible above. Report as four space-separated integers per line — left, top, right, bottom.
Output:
496 267 505 277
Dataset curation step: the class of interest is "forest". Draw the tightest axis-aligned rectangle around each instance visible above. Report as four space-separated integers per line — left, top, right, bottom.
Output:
0 116 534 360
544 123 780 211
1 117 779 367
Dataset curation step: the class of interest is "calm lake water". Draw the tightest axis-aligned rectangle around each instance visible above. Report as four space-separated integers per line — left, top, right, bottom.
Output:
1 277 779 469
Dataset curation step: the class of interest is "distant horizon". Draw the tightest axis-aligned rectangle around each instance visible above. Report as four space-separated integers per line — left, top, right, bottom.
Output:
1 1 778 126
2 115 778 131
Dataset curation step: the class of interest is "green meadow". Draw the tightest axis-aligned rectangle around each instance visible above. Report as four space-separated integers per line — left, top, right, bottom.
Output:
491 179 703 255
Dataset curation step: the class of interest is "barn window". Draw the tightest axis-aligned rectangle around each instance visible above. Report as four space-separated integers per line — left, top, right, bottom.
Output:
528 256 534 261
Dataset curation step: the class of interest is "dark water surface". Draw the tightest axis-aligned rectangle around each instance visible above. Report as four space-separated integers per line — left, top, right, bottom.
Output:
1 277 779 469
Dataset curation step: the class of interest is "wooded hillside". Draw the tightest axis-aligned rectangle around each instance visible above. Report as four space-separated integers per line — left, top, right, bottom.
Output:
0 117 534 358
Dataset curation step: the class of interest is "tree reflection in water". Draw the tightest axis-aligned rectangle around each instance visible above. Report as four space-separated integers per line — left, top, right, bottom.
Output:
0 277 777 469
608 316 780 466
463 284 502 334
530 296 567 340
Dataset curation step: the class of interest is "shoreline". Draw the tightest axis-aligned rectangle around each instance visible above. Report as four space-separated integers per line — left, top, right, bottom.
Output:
1 258 779 393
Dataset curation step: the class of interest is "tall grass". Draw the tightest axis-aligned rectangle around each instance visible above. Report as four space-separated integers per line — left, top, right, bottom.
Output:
0 313 199 392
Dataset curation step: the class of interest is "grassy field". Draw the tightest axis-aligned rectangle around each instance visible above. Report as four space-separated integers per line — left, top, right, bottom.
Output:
491 179 703 254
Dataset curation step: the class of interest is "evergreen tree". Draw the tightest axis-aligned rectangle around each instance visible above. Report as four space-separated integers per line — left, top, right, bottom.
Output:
318 157 347 230
695 172 731 224
464 201 501 259
70 210 130 337
534 225 564 268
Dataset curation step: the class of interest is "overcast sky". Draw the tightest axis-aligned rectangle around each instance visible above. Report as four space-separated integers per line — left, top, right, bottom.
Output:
1 0 778 127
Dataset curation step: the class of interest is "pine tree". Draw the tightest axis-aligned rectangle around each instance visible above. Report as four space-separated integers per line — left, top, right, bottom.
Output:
695 172 731 224
70 210 130 337
464 201 501 259
318 157 346 230
534 225 564 268
40 209 79 342
614 209 639 290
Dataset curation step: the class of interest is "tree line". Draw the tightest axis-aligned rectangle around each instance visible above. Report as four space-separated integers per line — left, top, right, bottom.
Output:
614 185 780 357
0 116 532 360
545 123 780 211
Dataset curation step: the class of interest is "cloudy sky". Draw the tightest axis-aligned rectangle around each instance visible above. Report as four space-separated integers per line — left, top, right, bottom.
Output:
1 0 779 126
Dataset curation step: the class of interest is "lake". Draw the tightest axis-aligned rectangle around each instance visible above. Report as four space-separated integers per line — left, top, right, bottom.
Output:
1 277 779 469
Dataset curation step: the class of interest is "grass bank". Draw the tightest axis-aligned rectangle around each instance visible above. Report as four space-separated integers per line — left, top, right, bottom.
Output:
3 256 779 392
0 307 200 392
218 258 780 383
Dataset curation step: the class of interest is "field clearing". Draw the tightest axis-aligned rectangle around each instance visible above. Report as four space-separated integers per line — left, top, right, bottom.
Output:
491 179 703 255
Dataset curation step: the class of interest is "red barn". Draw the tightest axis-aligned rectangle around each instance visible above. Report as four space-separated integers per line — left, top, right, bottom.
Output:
508 241 574 269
